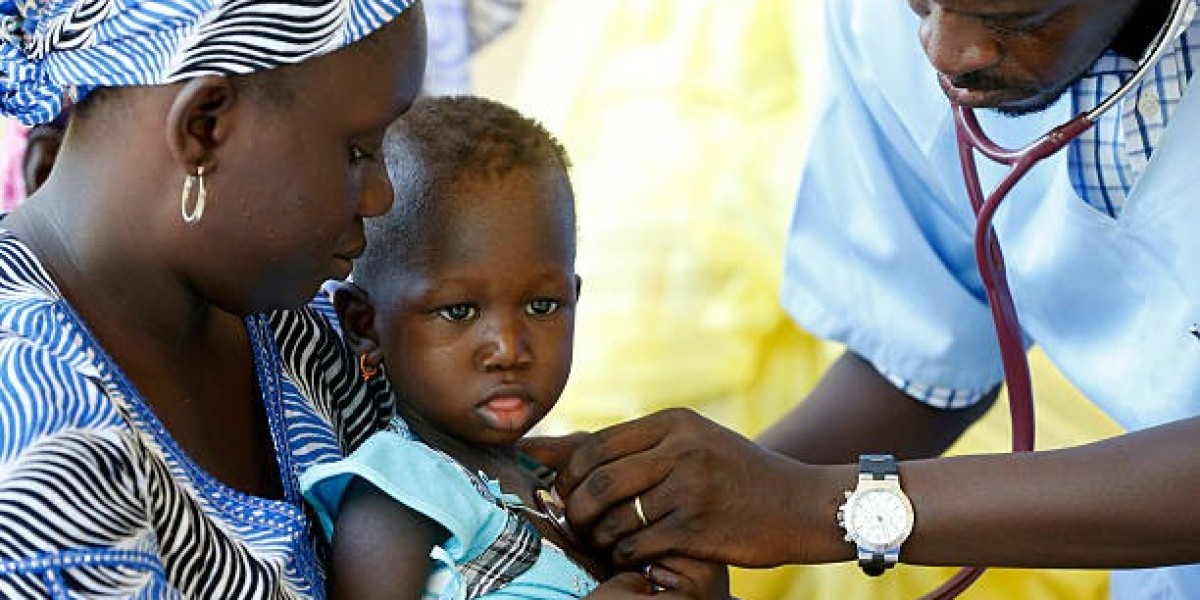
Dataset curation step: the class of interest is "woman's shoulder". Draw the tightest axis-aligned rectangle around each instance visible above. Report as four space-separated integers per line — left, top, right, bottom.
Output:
0 229 62 306
0 231 126 451
0 326 165 595
0 329 128 458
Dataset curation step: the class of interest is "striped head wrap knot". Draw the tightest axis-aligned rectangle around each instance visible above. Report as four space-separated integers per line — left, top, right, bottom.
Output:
0 0 415 126
0 2 60 126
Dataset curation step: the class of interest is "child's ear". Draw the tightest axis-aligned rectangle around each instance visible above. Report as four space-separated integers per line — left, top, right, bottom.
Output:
331 281 382 358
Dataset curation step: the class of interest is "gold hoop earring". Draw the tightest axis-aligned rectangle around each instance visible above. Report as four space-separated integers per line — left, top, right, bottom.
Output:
181 166 207 224
359 353 380 382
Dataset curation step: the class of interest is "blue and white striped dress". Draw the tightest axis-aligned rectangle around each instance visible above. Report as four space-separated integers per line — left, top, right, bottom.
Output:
0 230 394 598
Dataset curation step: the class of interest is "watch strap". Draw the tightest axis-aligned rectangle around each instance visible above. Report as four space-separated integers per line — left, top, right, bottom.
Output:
858 548 897 576
853 454 901 576
859 454 898 480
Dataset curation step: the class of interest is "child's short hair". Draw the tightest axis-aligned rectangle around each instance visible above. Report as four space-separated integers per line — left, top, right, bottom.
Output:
356 95 573 287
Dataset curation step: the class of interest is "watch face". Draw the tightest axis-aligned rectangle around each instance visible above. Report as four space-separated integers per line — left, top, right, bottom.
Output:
851 489 911 546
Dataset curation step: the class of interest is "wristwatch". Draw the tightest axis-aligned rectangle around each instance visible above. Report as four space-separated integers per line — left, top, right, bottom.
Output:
837 454 915 576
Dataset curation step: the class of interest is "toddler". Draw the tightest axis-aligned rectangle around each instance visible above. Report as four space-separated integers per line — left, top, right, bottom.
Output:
302 96 726 600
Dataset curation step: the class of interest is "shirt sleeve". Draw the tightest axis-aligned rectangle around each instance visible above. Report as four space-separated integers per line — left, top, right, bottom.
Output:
300 431 507 563
0 335 171 598
780 0 1008 403
876 365 992 409
301 432 547 600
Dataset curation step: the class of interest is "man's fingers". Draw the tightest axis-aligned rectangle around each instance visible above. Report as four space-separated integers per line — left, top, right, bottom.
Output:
557 409 694 496
586 466 675 548
518 432 589 471
607 515 689 567
565 440 673 534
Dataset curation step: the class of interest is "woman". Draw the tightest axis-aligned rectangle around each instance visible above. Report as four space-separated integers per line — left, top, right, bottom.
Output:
0 1 428 597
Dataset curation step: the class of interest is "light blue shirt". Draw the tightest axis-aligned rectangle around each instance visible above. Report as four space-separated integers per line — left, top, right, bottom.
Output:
783 1 1200 597
301 430 597 599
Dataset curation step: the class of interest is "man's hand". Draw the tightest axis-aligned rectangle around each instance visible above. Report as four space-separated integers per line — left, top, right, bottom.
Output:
550 408 853 568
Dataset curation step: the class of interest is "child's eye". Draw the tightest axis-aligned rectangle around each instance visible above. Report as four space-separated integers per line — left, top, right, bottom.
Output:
525 299 560 317
436 304 478 322
349 143 378 164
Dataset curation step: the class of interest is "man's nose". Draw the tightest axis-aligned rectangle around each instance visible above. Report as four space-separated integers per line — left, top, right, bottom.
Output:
919 7 1002 80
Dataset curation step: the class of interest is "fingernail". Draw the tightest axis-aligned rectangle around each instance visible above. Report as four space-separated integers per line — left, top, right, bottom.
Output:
645 562 681 590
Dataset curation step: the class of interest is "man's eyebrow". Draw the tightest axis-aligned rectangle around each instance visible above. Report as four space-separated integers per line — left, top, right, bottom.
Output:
974 11 1049 27
938 2 1061 29
935 0 1052 19
982 10 1042 19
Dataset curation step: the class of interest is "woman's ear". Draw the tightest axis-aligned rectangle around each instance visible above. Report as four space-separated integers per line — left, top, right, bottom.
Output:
331 281 382 359
164 75 238 172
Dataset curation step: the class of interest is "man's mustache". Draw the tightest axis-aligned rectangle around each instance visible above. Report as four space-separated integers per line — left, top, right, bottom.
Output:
949 70 1019 91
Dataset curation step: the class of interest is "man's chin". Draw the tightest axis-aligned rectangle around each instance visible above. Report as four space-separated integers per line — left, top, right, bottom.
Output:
939 75 1068 118
989 84 1073 118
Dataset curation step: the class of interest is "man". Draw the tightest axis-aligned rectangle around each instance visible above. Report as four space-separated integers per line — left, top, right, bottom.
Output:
529 1 1200 598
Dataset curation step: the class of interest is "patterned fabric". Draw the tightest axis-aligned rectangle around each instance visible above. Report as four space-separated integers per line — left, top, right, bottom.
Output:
884 2 1200 408
0 230 392 598
423 0 521 95
1069 0 1200 217
878 369 990 410
0 0 415 125
459 513 541 598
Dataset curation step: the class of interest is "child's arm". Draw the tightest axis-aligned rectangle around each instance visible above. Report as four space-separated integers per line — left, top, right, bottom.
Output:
327 477 450 600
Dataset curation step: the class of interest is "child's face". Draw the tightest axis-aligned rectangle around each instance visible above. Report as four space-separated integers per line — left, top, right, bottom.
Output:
377 167 578 447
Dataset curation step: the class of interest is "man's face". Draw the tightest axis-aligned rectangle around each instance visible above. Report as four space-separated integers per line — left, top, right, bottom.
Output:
907 0 1142 116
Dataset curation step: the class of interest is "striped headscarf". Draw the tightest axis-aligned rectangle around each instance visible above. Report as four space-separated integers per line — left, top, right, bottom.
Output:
0 0 415 126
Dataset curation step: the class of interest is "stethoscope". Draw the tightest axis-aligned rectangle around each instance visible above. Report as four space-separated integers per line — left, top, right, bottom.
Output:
924 1 1193 598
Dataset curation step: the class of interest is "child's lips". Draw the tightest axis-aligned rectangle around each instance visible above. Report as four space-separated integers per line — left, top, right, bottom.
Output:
479 394 533 431
486 396 527 412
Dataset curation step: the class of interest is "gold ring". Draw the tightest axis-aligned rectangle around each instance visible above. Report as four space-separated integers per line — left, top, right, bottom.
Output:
634 495 649 527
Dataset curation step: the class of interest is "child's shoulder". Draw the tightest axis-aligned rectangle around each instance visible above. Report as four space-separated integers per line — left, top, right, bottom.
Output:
302 428 511 546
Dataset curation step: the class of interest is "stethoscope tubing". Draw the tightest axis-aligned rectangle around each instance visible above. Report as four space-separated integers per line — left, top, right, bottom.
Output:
916 104 1083 600
916 2 1190 597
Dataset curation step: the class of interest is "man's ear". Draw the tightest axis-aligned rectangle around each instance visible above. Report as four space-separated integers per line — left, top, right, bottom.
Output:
164 75 238 172
331 281 383 360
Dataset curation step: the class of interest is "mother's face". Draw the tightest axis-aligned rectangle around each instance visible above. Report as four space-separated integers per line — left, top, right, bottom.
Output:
195 4 426 313
907 0 1141 115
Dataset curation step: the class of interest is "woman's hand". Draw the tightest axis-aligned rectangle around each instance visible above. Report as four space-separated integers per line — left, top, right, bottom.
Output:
524 409 853 569
584 558 730 599
644 557 730 599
